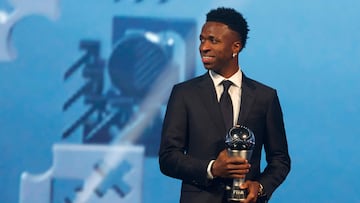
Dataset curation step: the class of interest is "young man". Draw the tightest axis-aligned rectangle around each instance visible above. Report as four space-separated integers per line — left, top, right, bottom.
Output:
159 7 291 203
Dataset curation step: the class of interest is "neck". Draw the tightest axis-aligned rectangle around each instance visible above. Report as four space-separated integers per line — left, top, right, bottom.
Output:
219 66 239 78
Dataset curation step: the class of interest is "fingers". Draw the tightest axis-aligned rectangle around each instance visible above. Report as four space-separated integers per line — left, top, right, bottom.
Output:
213 149 252 178
226 161 250 169
225 158 251 177
226 162 250 178
239 181 260 203
227 169 250 179
213 161 251 178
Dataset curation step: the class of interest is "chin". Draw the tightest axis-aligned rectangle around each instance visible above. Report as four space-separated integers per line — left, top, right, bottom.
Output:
203 64 214 70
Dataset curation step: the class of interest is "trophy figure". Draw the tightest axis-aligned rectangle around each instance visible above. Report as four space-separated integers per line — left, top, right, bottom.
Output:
225 125 255 201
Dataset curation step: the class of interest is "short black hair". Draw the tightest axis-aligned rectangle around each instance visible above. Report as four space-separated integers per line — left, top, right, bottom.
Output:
206 7 249 49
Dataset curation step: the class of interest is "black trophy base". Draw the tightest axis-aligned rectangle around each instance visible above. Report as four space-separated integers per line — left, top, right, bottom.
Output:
227 187 248 202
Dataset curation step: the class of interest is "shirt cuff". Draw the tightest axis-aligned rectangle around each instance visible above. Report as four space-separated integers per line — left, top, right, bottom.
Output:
206 160 216 179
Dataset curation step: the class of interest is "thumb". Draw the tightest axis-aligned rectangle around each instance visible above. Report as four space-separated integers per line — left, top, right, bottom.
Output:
239 180 250 189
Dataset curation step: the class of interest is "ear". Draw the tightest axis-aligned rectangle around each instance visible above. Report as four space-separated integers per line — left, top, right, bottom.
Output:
232 41 242 53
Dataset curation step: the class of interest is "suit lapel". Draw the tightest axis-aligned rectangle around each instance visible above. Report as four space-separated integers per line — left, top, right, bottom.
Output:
194 73 257 131
238 74 256 125
196 73 226 132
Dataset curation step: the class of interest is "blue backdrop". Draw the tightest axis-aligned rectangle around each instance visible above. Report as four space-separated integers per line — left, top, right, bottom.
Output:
0 0 359 202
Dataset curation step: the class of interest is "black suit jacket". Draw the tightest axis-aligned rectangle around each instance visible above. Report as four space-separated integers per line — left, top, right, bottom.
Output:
159 72 290 203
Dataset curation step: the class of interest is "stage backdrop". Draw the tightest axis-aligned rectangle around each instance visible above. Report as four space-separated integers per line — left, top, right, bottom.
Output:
0 0 359 203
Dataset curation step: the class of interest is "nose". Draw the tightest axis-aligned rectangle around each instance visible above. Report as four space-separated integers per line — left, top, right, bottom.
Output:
199 40 210 53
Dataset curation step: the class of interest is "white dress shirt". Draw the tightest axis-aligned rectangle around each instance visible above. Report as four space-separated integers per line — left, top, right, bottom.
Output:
209 69 242 126
206 69 243 179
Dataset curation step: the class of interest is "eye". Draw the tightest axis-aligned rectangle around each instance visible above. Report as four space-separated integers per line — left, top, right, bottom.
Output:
199 36 219 44
208 37 219 44
210 38 219 44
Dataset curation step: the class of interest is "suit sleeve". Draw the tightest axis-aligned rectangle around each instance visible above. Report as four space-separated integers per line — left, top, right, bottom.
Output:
258 90 291 198
158 85 211 186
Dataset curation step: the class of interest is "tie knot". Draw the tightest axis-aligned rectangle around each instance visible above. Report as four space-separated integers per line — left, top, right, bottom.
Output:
222 80 233 91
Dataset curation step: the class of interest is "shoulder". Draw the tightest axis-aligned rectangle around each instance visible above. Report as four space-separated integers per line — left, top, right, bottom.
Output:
173 73 210 90
243 74 278 98
243 74 275 91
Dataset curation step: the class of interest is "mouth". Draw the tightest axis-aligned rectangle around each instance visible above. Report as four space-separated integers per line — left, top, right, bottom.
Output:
201 55 214 64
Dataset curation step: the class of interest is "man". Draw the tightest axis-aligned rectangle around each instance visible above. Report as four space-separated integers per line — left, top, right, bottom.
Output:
159 7 290 203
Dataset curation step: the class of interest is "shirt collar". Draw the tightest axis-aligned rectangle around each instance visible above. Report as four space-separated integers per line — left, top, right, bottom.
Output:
209 69 242 88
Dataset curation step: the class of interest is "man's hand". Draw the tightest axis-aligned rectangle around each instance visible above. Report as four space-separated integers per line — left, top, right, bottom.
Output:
211 149 251 179
239 180 261 203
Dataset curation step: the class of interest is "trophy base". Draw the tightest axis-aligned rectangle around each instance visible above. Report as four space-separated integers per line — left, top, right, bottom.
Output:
226 187 247 202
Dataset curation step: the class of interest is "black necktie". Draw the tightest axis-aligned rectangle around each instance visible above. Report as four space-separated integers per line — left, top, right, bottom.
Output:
219 80 233 131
